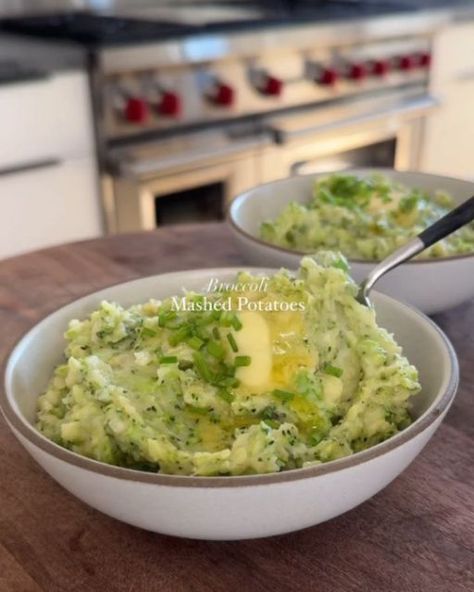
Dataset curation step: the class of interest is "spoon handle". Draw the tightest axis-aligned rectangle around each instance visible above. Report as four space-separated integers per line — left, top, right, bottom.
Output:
418 195 474 248
358 195 474 306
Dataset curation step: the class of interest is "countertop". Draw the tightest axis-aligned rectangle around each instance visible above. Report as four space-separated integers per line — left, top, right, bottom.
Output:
0 33 86 76
0 223 473 592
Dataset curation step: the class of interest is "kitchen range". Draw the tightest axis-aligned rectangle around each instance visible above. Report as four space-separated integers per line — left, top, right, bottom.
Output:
1 2 447 233
2 3 474 588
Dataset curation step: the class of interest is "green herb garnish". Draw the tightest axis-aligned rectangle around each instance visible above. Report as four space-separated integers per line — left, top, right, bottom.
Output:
187 336 204 350
159 355 178 364
141 327 157 338
323 363 343 378
168 325 191 346
217 389 234 403
234 355 251 367
192 352 213 383
227 333 238 353
207 341 225 359
231 316 243 331
272 389 295 403
158 310 177 327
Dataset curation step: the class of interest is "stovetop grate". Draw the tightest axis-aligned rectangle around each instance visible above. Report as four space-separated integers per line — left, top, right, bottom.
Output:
0 2 421 47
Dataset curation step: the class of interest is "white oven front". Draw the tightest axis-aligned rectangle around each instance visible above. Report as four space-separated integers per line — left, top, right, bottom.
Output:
106 128 269 233
106 87 438 234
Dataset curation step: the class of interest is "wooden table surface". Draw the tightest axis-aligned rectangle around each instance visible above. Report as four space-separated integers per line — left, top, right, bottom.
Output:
1 223 473 592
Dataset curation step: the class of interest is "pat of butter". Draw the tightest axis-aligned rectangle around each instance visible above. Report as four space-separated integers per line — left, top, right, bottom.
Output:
233 311 272 390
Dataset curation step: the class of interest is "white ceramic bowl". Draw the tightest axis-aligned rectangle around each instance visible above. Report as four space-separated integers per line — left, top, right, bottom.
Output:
228 168 474 314
2 268 458 540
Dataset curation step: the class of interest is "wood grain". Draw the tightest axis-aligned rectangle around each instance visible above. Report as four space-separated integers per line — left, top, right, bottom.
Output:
0 223 473 592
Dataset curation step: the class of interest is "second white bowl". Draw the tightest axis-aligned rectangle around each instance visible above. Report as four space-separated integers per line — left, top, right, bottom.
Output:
228 168 474 314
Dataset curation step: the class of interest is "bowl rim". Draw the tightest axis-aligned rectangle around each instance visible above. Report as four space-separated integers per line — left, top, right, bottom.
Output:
227 167 474 265
1 267 459 489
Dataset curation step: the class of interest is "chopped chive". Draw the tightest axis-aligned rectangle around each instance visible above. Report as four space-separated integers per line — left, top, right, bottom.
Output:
234 355 251 368
187 405 208 415
308 430 324 446
158 310 177 327
193 352 213 383
159 355 178 364
333 258 349 273
187 335 204 350
263 419 280 429
207 341 225 360
323 363 343 378
272 389 295 403
168 325 190 347
212 327 220 340
231 315 243 331
193 327 209 341
217 389 234 403
219 312 236 327
141 327 157 338
226 332 238 353
217 376 240 388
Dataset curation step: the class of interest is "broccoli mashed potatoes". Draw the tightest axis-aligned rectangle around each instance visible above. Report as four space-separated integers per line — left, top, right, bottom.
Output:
36 253 420 476
260 173 474 260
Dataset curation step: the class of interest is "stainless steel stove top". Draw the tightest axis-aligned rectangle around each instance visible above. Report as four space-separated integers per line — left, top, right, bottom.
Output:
0 1 447 149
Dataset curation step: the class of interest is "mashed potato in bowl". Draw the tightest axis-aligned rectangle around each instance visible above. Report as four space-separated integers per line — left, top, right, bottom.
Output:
260 173 474 260
36 253 420 476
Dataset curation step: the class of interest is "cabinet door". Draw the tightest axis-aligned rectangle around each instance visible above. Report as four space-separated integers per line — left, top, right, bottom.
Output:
422 22 474 178
0 71 95 169
421 79 474 178
0 157 102 259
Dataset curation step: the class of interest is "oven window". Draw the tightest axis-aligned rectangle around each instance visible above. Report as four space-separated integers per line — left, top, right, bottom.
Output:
294 139 396 175
155 182 225 226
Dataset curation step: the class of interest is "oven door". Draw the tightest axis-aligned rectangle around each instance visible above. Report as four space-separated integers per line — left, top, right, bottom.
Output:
262 89 439 180
107 129 267 233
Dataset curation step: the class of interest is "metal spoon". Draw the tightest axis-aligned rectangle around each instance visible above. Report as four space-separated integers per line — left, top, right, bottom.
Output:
357 195 474 307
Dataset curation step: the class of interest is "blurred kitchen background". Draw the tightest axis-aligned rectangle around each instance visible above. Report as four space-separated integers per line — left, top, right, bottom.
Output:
1 0 473 258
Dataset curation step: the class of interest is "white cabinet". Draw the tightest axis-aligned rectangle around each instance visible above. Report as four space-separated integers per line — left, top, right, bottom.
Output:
0 70 102 259
0 157 102 259
0 71 95 168
421 23 474 178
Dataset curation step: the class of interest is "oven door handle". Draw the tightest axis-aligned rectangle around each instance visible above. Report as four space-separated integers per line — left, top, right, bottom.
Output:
111 135 267 180
271 95 440 144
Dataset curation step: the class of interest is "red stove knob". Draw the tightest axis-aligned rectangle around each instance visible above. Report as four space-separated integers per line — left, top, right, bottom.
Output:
371 59 391 77
209 82 235 107
347 63 367 81
398 55 417 71
318 67 339 86
260 75 283 96
157 91 181 117
418 52 432 68
124 97 149 123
